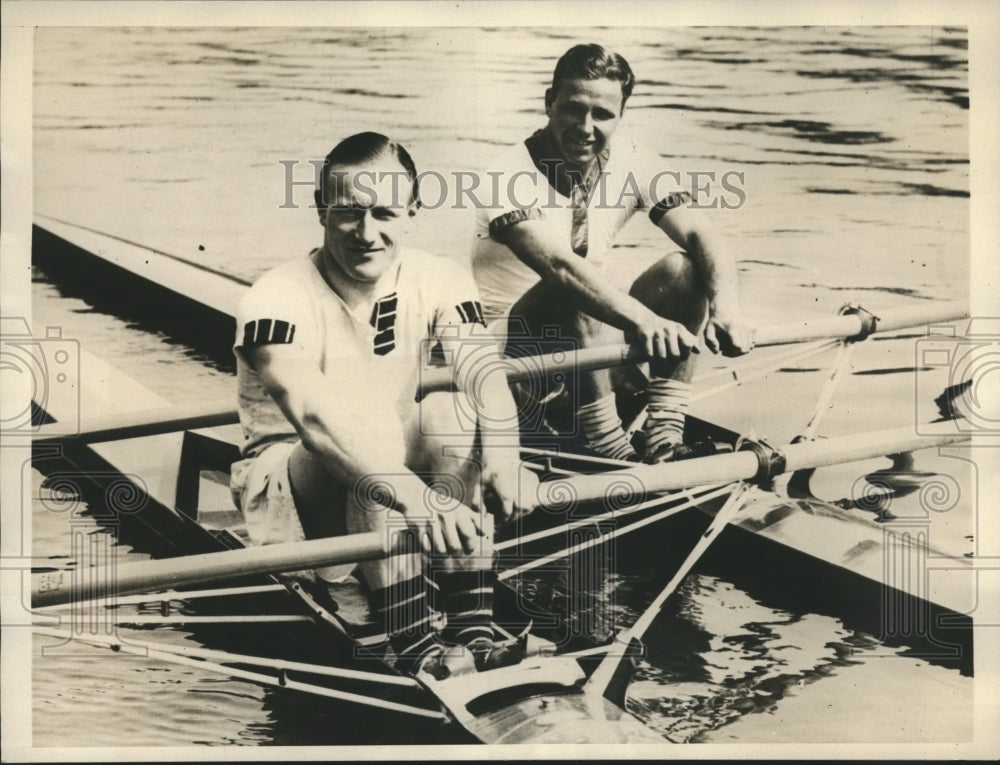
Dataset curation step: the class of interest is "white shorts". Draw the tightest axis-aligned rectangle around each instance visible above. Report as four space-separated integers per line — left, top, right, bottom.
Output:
230 441 355 583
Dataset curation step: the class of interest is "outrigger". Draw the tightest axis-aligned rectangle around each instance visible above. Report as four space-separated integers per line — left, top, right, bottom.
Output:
27 216 978 744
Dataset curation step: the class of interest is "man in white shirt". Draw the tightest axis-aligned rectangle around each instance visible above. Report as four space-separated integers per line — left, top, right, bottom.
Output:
232 132 532 677
473 44 754 462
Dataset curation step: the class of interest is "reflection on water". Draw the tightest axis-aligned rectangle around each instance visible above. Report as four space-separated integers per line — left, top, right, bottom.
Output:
627 575 856 742
29 26 971 747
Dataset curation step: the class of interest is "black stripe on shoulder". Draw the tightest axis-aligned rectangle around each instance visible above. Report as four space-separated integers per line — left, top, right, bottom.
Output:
456 300 486 326
241 318 296 346
648 190 693 226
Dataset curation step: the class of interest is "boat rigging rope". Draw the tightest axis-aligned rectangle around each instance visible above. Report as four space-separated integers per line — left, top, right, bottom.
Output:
33 626 447 720
585 481 754 697
498 483 737 580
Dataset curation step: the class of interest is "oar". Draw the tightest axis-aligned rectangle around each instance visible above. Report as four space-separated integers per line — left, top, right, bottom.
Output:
585 482 753 698
32 420 969 607
32 300 969 446
416 299 970 395
535 421 970 511
31 529 401 608
33 400 241 446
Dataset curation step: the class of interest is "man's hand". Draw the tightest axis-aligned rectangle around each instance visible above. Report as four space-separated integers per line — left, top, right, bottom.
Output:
402 499 484 556
627 307 701 361
704 311 755 357
481 450 538 523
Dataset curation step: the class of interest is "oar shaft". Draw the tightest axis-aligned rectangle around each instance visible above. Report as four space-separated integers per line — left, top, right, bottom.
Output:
33 401 239 446
538 423 970 510
35 301 968 445
31 530 395 608
754 299 969 347
419 299 969 394
780 425 968 473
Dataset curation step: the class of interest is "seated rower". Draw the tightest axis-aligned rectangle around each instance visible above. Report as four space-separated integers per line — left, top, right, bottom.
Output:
472 44 755 462
230 132 535 678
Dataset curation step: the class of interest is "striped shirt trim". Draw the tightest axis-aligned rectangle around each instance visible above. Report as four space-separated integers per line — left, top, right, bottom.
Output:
649 190 694 226
455 300 486 326
241 318 296 347
370 292 398 356
488 208 544 240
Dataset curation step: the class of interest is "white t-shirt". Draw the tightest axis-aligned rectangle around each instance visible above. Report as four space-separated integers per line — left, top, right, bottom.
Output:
233 248 485 458
472 132 690 321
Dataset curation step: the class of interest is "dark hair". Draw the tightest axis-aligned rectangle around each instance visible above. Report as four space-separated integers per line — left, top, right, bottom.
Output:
315 131 420 209
550 44 635 108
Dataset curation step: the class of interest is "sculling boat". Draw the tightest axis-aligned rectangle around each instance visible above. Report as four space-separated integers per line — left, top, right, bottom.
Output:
27 216 978 744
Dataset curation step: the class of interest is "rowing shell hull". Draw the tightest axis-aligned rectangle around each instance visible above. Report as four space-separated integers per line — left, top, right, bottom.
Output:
31 337 671 743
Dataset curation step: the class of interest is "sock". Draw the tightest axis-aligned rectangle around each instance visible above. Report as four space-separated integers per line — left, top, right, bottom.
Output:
368 574 442 672
577 393 638 461
643 377 691 461
436 568 496 647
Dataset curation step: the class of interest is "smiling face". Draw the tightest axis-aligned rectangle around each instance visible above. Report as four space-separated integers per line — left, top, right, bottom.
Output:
544 77 625 169
317 156 416 287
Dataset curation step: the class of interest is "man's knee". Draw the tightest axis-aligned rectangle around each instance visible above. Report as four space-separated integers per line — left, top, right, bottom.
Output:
508 282 612 348
287 442 351 539
406 392 478 474
630 252 708 329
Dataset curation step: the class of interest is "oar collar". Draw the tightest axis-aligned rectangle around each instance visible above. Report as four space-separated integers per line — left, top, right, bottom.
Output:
840 303 880 343
736 436 787 485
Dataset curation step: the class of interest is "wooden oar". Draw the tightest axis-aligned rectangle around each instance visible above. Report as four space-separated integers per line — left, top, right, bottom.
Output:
32 300 969 446
31 420 969 607
31 529 400 608
33 400 241 446
416 298 969 395
536 421 970 511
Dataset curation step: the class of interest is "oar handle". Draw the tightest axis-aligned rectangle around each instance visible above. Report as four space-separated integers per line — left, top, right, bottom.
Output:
31 530 399 608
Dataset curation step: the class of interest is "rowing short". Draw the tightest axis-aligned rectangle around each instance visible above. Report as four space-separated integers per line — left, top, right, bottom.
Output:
230 441 355 583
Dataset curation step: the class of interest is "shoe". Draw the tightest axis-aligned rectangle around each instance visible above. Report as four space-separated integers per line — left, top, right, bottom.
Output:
643 438 733 464
410 641 478 680
466 634 527 673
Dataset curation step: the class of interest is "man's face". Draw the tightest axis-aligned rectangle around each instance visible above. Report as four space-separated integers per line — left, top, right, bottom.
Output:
318 157 415 284
544 77 625 168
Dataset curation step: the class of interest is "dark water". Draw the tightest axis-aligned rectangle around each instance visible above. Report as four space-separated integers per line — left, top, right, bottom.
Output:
26 26 974 748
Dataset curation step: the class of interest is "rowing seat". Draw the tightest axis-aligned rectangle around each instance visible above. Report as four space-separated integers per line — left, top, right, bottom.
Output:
174 430 242 528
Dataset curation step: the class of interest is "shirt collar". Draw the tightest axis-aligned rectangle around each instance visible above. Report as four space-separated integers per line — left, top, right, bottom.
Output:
524 128 609 199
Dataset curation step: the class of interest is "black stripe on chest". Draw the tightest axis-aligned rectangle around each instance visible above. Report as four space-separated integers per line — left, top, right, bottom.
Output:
370 292 398 355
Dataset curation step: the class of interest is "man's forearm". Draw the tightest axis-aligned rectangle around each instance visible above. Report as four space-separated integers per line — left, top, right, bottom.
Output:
498 224 650 334
274 383 431 516
685 226 742 316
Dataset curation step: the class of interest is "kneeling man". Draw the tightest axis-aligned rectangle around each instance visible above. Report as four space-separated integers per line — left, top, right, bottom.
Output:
473 44 755 462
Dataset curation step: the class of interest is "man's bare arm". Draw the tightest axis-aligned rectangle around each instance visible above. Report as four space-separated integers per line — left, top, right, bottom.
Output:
242 344 482 552
441 322 536 521
494 221 701 359
656 205 754 356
